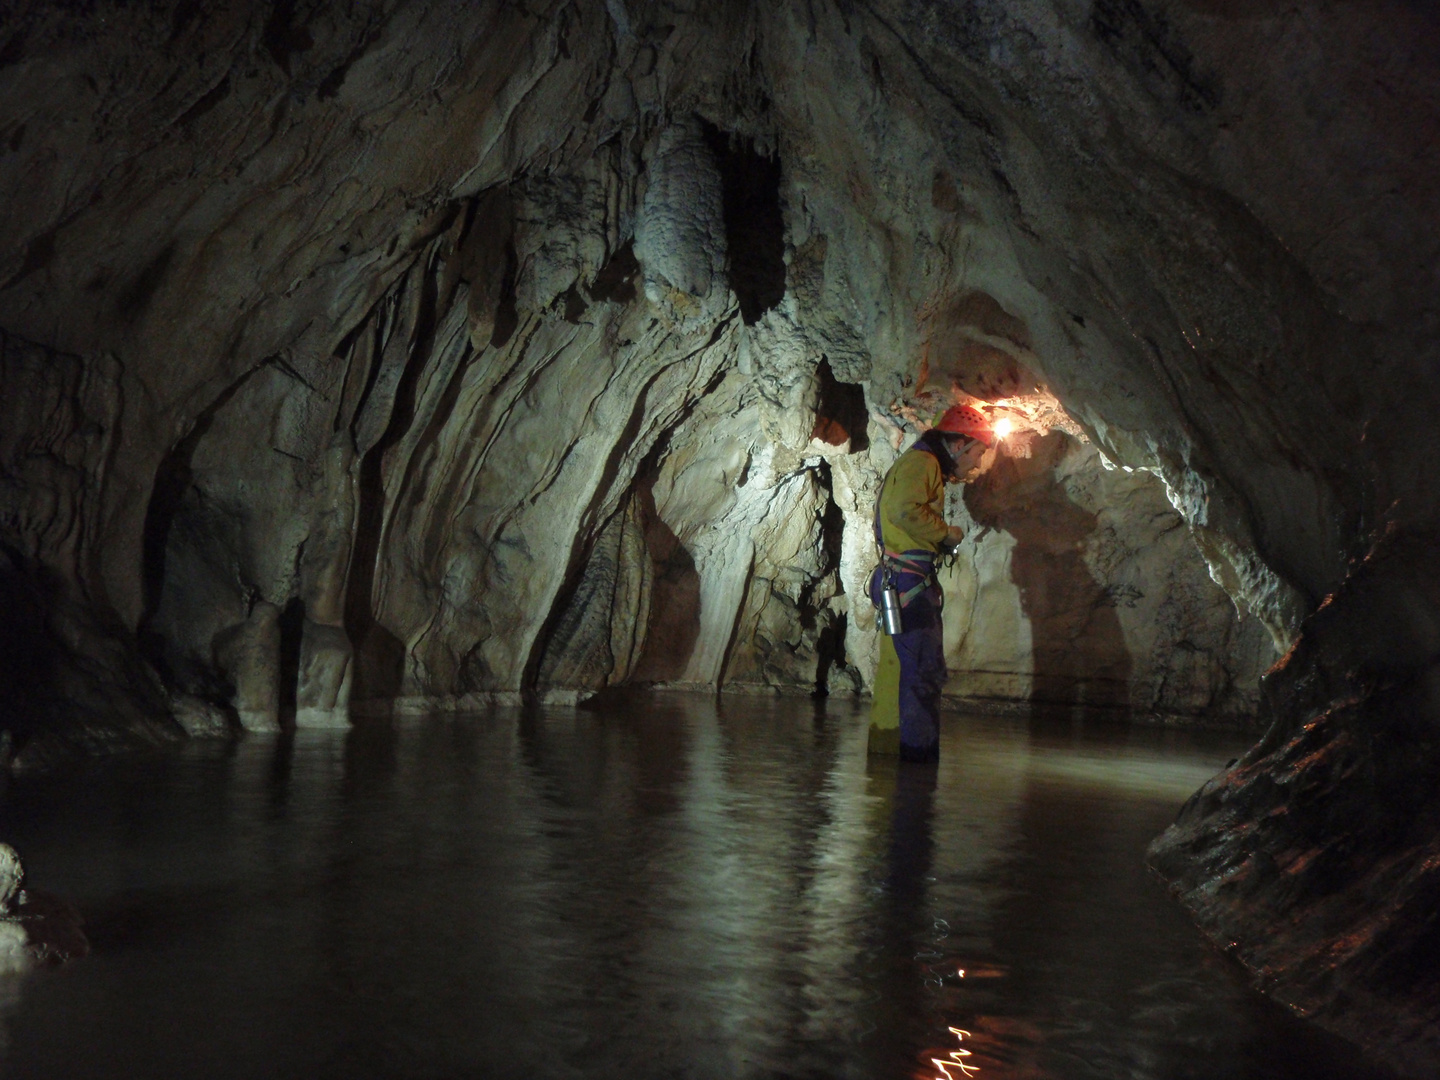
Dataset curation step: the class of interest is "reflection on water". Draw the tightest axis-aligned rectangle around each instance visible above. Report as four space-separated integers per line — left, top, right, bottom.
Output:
933 1027 981 1078
0 696 1396 1080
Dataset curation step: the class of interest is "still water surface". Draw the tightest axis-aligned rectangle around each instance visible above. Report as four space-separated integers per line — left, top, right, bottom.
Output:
0 695 1394 1079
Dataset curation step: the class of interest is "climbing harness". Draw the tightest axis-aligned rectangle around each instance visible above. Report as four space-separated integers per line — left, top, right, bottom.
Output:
870 467 944 636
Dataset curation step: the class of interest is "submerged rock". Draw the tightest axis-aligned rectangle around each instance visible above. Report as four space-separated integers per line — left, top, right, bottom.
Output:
0 845 88 974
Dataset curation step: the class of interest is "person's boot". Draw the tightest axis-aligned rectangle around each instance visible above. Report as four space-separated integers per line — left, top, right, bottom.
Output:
867 724 901 755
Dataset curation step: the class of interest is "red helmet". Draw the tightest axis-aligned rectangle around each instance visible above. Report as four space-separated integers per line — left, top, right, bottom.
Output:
933 404 995 447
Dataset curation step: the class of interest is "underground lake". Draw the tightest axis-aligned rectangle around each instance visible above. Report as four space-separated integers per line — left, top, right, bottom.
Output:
0 695 1398 1080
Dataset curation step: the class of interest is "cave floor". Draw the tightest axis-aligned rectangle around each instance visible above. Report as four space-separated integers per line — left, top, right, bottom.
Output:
0 694 1397 1080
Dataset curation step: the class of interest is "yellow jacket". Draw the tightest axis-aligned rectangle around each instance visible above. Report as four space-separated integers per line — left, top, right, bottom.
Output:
877 445 950 553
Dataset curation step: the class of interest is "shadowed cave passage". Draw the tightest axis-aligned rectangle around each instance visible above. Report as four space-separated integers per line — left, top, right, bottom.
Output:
703 123 786 326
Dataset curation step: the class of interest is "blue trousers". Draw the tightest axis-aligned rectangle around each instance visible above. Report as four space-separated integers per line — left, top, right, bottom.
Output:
893 618 946 756
869 572 946 759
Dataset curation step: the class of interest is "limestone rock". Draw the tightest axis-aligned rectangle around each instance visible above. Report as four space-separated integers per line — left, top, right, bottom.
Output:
944 433 1274 720
169 694 233 738
635 119 727 305
213 603 284 734
0 923 27 978
1150 528 1440 1076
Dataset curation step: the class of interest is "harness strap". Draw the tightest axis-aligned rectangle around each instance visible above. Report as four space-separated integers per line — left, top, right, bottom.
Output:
873 460 942 610
898 579 930 606
878 549 939 608
882 550 935 571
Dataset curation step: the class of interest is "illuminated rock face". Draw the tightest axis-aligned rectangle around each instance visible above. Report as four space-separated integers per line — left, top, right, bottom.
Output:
0 1 1437 1069
944 432 1274 721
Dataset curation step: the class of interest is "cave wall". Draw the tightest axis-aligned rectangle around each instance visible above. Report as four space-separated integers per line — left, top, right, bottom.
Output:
0 0 1273 732
944 431 1274 720
2 1 1439 1070
0 0 1330 733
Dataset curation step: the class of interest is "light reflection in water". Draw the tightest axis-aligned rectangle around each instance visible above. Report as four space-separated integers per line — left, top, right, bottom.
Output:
933 1027 980 1078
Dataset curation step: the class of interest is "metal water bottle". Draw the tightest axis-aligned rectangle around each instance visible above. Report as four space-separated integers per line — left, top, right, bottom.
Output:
880 580 904 636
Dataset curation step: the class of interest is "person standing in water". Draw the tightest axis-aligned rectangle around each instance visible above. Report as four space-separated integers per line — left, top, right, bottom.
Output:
868 404 996 762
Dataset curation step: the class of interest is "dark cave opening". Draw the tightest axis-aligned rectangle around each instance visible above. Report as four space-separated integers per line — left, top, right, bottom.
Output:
809 462 850 697
702 122 785 325
138 367 261 684
587 241 640 305
0 546 59 745
811 356 869 452
276 597 305 724
813 613 848 697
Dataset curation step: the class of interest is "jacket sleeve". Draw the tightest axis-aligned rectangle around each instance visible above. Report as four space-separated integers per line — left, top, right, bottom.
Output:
888 451 950 546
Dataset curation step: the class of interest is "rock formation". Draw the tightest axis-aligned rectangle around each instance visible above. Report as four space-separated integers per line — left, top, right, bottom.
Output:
1 0 1437 1072
0 845 88 974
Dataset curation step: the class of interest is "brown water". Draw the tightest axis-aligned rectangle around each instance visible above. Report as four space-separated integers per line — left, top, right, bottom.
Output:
0 695 1395 1080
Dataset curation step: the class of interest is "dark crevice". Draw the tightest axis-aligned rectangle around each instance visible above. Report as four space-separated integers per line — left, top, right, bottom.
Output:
330 315 372 433
263 0 314 77
489 238 520 348
588 241 640 304
343 255 445 711
816 463 846 577
808 462 849 696
814 613 847 698
117 241 176 323
177 74 231 128
701 122 785 325
138 364 265 678
277 597 304 725
811 356 869 452
347 311 392 446
4 227 56 291
0 544 63 746
561 282 588 323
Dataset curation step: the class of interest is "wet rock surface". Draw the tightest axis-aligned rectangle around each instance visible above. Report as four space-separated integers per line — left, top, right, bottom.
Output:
0 0 1437 1071
0 845 88 974
1149 529 1440 1076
